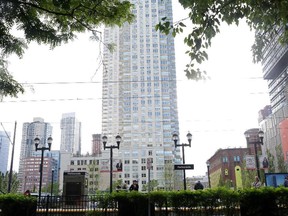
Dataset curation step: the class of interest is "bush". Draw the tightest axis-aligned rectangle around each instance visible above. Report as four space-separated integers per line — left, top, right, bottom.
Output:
0 194 37 216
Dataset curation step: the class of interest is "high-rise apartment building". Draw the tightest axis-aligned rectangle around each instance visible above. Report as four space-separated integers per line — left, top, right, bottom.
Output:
102 0 180 190
92 134 102 156
60 112 81 155
0 131 10 174
18 117 53 192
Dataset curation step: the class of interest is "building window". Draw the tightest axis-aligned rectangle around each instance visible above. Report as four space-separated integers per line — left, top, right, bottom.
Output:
222 157 228 163
234 156 240 162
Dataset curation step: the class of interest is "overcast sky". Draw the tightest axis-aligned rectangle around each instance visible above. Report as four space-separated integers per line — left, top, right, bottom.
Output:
0 2 270 176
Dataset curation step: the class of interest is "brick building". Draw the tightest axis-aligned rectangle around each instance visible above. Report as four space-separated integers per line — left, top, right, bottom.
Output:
207 148 249 189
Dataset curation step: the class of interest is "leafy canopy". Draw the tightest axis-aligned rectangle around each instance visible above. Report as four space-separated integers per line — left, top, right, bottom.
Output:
0 0 134 97
156 0 288 80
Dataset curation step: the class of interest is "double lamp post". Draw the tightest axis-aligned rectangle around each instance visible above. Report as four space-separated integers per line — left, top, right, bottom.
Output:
172 132 192 191
34 136 53 199
102 134 122 193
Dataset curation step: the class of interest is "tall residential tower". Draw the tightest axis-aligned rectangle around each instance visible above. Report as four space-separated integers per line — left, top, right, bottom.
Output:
60 112 82 155
0 131 10 174
102 0 180 190
18 117 53 192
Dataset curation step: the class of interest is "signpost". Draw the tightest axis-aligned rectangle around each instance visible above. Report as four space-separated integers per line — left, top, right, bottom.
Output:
174 164 194 170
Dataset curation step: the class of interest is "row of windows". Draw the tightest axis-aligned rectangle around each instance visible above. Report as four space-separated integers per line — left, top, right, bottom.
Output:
70 160 99 166
222 156 241 163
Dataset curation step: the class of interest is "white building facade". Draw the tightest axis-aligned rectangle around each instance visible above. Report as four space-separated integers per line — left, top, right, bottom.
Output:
60 112 82 155
0 131 10 174
102 0 181 190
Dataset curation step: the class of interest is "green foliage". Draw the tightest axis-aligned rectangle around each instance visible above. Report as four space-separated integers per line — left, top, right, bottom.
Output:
0 0 134 98
239 187 280 216
276 144 287 172
266 149 276 173
241 169 257 189
0 171 19 194
42 182 60 195
156 0 288 80
0 60 24 98
0 194 37 216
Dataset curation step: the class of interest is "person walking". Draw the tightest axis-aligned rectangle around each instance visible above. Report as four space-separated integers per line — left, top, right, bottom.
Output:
252 176 261 188
284 176 288 187
194 181 204 190
24 189 31 196
129 180 139 191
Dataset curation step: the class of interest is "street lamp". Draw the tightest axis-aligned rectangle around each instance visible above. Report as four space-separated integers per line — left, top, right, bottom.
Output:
51 169 55 195
244 129 264 180
102 134 122 193
34 136 53 200
206 161 211 188
172 132 192 190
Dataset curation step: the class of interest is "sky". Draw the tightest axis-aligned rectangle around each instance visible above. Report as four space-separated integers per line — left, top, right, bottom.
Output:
0 2 270 176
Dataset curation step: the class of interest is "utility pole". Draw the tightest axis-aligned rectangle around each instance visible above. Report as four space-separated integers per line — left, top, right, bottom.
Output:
8 121 17 193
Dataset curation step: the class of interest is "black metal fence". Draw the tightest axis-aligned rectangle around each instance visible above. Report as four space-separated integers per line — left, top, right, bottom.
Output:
35 194 242 216
36 194 118 216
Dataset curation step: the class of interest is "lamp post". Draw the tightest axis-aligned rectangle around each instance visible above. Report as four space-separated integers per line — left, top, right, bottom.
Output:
244 129 264 180
206 161 211 188
51 169 54 195
102 134 122 193
172 132 192 190
34 136 53 200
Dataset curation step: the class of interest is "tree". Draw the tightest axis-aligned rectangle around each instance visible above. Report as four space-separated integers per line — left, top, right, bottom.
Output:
266 149 276 173
163 163 174 191
276 144 287 173
156 0 288 80
0 0 134 97
0 171 19 194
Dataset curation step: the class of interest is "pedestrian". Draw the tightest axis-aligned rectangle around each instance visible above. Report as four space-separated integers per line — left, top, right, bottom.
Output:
284 176 288 187
194 181 204 190
129 180 139 191
262 157 269 169
116 160 123 171
24 189 31 196
252 176 261 188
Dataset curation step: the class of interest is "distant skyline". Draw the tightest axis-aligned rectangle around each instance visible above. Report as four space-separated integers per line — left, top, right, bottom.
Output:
0 2 270 176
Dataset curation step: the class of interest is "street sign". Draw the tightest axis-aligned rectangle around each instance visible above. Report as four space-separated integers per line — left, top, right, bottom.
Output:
174 164 194 170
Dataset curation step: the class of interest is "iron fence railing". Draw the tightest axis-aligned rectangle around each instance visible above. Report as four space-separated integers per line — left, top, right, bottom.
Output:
35 194 118 216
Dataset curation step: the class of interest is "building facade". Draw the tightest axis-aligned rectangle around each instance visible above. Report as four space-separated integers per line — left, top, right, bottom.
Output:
207 148 249 189
60 112 82 155
101 0 180 190
91 134 102 156
22 156 57 193
0 131 10 174
259 26 288 172
59 152 113 193
18 117 53 192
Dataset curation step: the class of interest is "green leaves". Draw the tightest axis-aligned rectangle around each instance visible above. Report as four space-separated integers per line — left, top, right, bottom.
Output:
156 0 288 81
0 60 24 98
0 0 135 98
